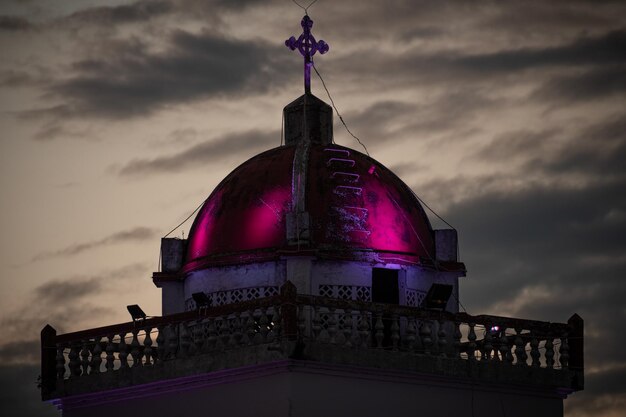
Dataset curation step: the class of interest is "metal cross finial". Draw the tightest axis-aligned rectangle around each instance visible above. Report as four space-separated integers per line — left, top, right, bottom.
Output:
285 15 329 94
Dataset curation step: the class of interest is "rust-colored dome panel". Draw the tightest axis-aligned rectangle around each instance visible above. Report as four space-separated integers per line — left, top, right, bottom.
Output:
184 147 295 272
184 143 435 273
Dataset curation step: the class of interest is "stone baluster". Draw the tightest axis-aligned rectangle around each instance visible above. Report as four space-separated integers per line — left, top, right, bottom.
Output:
358 310 369 348
167 323 179 358
297 306 307 341
105 334 115 371
80 340 90 375
186 324 198 356
530 334 540 367
56 345 66 379
514 328 527 366
437 319 447 357
245 312 256 346
271 309 281 343
155 326 166 364
312 306 322 341
482 324 493 361
420 320 433 355
192 322 203 354
499 329 512 364
266 310 275 343
406 317 417 351
374 313 384 348
130 330 142 367
545 338 555 369
232 313 244 346
180 324 192 357
343 309 353 348
328 307 337 344
91 337 103 374
453 322 462 358
560 331 570 369
391 314 400 351
118 332 129 369
143 329 153 366
467 323 477 361
68 342 81 377
259 308 270 343
207 318 218 350
219 318 229 350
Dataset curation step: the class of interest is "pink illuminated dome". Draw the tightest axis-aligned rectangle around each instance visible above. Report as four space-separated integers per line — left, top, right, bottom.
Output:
184 134 437 273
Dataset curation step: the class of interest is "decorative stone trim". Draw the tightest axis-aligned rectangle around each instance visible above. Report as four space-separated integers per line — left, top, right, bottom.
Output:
185 286 279 310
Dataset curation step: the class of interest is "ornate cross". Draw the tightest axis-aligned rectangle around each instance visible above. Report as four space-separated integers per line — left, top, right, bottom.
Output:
285 15 329 94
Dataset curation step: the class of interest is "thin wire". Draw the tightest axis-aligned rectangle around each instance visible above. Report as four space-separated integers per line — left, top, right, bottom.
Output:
163 198 207 239
313 63 370 156
291 0 318 15
408 187 460 260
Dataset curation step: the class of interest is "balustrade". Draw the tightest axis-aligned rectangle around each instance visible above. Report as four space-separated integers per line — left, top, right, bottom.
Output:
44 282 582 390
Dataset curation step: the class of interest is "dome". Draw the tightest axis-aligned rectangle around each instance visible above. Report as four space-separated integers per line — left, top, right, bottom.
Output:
183 141 436 273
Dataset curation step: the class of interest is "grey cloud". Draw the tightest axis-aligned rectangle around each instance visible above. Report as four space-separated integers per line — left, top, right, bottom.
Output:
35 280 101 304
468 115 626 181
33 263 148 305
527 115 626 178
118 129 279 176
45 30 293 119
31 227 158 262
65 0 172 25
0 15 32 31
337 90 499 151
0 263 149 348
471 129 561 163
448 28 626 72
533 66 626 103
437 175 626 360
427 176 626 417
331 28 626 90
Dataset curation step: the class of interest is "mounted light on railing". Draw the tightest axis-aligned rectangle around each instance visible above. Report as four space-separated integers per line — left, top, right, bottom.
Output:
192 292 211 311
423 284 453 310
127 304 147 324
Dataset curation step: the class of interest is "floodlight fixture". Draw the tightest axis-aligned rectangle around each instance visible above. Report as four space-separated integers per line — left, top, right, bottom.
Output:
423 284 453 310
127 304 147 322
192 292 211 309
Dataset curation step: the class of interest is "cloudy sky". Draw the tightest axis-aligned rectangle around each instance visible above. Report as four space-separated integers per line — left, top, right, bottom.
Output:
0 0 625 415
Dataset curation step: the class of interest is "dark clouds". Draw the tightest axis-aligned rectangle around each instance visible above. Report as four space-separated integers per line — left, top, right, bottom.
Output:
118 129 279 176
31 227 158 262
64 0 172 25
449 179 626 416
0 15 32 31
430 110 626 416
450 29 626 72
534 66 626 103
42 29 293 119
0 263 148 361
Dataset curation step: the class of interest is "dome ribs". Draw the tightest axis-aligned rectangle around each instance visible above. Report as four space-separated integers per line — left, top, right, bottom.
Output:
323 147 371 244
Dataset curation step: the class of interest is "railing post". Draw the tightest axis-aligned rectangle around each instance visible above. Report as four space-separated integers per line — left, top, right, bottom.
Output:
41 325 57 399
568 314 584 390
280 281 298 340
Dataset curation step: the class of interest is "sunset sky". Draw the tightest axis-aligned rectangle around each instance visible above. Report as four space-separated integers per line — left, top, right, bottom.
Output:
1 1 625 415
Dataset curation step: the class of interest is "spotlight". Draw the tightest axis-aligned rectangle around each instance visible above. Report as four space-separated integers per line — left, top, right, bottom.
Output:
192 292 211 309
423 284 453 310
127 304 147 323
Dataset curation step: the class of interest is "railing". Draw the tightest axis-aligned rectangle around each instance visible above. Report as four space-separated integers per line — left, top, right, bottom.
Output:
41 282 583 399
